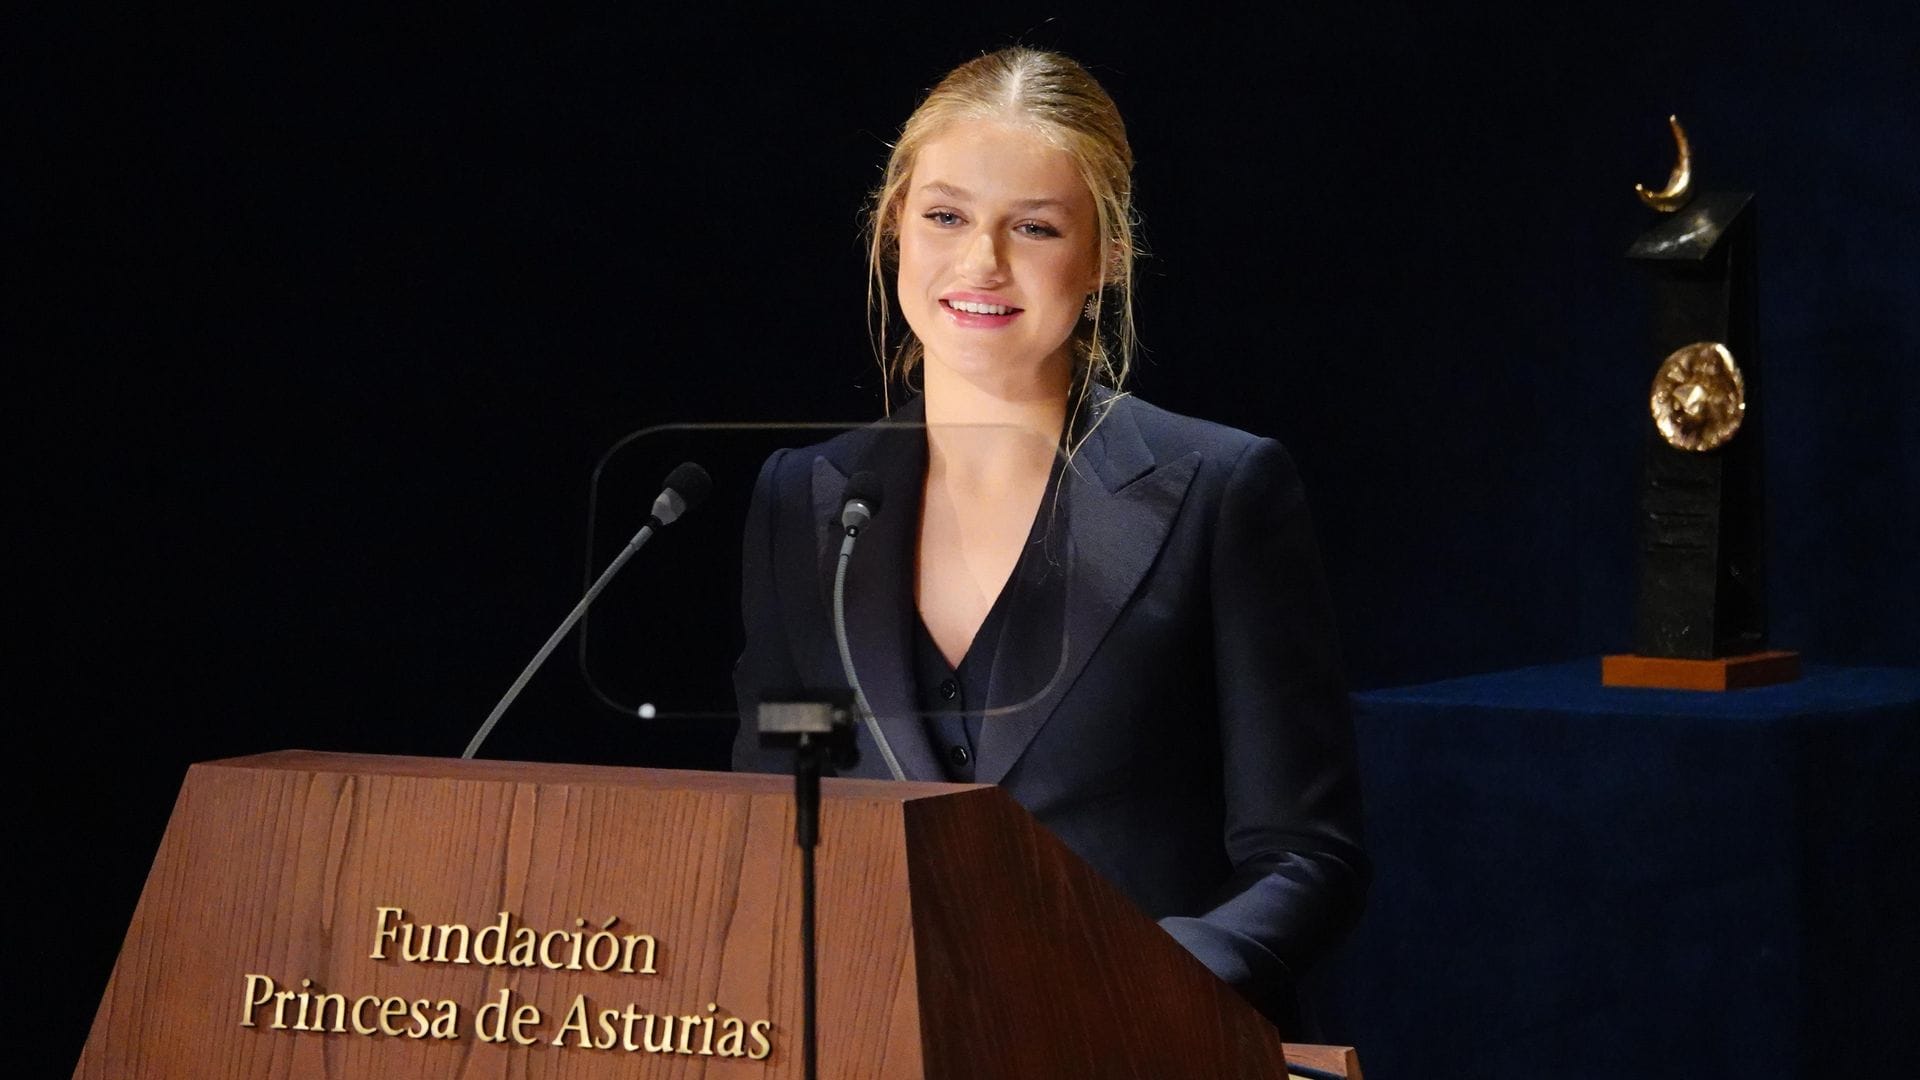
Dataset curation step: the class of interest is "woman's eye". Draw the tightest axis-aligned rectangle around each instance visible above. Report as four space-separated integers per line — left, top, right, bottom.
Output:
923 210 963 227
1016 221 1061 238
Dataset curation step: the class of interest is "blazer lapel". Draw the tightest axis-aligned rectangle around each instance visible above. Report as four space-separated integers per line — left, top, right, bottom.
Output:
809 405 944 781
975 396 1200 785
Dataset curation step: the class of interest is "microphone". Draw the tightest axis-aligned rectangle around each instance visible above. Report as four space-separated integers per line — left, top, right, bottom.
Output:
461 462 712 759
839 470 883 533
651 460 712 527
831 471 906 781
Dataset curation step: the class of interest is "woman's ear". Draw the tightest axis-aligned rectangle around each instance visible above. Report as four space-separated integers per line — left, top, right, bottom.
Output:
1101 240 1126 289
1085 247 1114 294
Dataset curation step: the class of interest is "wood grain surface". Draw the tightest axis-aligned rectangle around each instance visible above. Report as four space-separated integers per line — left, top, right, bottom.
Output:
76 751 1335 1078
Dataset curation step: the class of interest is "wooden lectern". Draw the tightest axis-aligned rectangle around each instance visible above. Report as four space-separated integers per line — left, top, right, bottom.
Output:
75 751 1358 1078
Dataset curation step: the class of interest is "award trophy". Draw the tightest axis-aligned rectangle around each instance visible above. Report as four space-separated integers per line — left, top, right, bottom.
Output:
1602 117 1800 690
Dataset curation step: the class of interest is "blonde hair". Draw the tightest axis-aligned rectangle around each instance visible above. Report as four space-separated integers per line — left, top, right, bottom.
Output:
866 47 1139 421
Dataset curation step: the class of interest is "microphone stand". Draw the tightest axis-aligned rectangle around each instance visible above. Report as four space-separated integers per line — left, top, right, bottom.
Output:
756 697 854 1080
795 728 825 1080
462 519 659 759
753 475 885 1078
461 462 709 760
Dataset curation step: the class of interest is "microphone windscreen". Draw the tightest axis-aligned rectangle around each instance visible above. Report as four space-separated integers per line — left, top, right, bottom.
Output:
844 470 884 516
663 461 713 511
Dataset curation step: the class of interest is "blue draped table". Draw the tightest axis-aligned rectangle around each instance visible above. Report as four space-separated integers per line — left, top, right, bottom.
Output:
1320 660 1919 1080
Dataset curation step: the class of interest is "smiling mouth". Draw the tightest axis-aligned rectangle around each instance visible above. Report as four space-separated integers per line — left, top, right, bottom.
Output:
941 299 1021 316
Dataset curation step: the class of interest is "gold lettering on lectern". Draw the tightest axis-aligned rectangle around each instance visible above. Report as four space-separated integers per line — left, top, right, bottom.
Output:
240 905 776 1060
370 906 658 973
549 995 774 1059
238 974 459 1039
475 987 543 1045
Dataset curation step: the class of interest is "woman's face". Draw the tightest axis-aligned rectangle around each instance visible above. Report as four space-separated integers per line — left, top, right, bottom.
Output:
896 119 1103 394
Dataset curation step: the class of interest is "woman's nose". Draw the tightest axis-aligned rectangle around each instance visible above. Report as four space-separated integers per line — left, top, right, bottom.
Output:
956 228 1006 284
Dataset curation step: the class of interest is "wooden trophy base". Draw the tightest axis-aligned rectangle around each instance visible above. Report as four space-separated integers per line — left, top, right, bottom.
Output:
1602 649 1801 691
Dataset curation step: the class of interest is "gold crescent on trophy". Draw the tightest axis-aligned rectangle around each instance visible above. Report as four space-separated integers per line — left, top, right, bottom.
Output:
1651 341 1745 451
1635 115 1694 213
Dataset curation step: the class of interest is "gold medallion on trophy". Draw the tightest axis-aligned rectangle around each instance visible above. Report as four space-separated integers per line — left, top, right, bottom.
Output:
1650 340 1746 452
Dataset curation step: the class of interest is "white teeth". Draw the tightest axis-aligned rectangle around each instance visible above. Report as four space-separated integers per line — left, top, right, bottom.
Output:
948 300 1014 315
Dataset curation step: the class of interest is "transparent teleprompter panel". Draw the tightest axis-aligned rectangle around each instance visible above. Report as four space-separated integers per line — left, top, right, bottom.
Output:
575 419 1076 774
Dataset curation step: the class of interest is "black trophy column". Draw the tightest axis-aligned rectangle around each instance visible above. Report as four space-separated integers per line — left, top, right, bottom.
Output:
1627 192 1768 660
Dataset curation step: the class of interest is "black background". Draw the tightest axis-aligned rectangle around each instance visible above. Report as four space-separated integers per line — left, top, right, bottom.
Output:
12 3 1918 1072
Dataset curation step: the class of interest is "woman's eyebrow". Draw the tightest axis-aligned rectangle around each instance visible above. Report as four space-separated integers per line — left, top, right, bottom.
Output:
916 181 1070 212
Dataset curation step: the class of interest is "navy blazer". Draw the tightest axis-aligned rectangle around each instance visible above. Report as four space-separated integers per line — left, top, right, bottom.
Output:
731 391 1367 1027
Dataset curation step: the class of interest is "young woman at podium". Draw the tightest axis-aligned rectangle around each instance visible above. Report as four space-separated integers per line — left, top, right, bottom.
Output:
731 47 1367 1033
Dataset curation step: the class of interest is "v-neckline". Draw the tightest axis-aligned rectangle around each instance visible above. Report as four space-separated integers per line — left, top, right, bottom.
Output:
913 458 1064 672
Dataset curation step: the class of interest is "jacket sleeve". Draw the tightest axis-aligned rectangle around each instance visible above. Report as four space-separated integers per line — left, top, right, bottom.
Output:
1157 436 1369 1015
731 448 804 773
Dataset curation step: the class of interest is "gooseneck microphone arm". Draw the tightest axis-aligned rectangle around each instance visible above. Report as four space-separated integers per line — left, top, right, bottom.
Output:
460 462 711 760
831 471 906 782
763 469 898 1080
